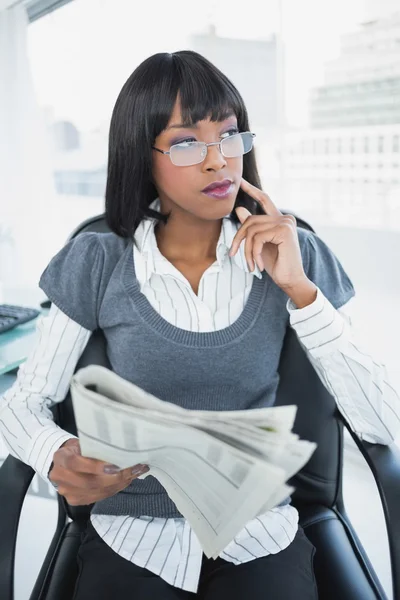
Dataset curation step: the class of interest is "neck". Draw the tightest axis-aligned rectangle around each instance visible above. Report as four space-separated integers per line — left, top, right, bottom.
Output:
155 206 222 263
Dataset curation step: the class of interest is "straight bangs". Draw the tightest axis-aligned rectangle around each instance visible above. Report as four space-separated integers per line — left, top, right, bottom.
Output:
143 51 248 155
105 51 263 238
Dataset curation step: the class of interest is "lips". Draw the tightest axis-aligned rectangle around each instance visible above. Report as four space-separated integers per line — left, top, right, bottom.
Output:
202 179 233 193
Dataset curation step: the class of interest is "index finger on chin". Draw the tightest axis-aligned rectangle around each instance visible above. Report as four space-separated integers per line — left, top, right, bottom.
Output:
240 178 282 217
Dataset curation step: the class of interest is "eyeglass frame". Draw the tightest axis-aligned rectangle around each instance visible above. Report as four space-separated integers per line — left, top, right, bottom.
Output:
151 131 256 166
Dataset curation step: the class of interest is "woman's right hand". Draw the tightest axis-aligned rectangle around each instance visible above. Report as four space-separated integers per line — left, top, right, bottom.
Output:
49 439 149 506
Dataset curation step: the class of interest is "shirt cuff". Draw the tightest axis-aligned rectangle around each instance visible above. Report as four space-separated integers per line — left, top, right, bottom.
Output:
286 287 346 357
25 424 77 483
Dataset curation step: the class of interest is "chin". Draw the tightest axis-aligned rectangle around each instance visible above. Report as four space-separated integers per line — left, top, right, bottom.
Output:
198 201 235 221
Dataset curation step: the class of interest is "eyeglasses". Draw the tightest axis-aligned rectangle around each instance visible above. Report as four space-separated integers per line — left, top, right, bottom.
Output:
152 132 256 167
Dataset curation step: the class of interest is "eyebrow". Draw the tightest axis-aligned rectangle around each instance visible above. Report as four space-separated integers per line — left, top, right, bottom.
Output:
167 122 198 130
167 113 237 130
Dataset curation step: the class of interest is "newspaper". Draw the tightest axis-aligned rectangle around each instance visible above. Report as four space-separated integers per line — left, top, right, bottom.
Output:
70 365 316 558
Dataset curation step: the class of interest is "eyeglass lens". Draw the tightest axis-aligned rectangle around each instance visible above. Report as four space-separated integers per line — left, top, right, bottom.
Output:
169 132 254 166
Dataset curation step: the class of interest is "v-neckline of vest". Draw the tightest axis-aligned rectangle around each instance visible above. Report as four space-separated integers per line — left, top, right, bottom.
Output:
123 240 270 348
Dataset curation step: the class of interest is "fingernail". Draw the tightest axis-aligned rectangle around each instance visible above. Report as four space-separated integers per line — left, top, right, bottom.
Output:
132 465 149 476
104 464 120 474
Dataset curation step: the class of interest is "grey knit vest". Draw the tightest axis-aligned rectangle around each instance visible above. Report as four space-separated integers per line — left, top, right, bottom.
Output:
39 225 354 517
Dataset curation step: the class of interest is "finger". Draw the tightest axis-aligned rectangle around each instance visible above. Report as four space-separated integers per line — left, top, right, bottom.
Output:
53 463 148 494
240 178 282 217
64 471 138 507
252 233 269 271
230 217 259 257
242 223 270 270
232 221 278 259
52 465 129 491
53 467 105 493
56 450 119 476
246 225 279 272
235 206 252 225
120 464 150 479
244 231 255 272
230 215 278 257
56 447 143 477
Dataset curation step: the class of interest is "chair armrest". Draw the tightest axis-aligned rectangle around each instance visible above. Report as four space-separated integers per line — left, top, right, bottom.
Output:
344 423 400 600
0 455 35 600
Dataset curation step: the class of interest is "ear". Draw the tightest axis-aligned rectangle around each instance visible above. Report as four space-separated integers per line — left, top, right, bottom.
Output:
235 206 252 224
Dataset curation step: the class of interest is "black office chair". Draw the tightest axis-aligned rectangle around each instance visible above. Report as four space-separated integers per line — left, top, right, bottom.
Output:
1 212 400 600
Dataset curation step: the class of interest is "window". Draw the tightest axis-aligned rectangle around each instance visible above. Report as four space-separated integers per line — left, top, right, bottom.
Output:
312 139 317 154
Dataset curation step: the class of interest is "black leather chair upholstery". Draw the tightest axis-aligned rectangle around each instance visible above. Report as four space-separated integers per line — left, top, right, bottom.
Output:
1 212 400 600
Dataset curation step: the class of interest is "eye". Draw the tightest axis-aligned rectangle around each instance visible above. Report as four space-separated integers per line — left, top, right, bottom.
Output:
221 127 240 139
171 137 197 146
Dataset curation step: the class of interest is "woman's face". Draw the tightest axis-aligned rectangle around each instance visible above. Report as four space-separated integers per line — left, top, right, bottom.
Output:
152 98 243 222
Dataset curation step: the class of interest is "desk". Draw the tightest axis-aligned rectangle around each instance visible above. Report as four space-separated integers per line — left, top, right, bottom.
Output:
0 313 46 376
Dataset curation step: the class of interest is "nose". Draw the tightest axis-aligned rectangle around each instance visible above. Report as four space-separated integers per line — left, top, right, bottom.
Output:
201 143 227 172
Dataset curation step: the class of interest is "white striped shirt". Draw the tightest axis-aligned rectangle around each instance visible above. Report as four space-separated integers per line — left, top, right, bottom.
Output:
1 202 399 592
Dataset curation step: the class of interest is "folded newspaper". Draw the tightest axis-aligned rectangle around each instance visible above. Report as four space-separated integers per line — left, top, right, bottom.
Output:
70 365 317 558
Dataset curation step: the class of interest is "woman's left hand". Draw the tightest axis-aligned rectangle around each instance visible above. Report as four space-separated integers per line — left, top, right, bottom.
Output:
229 178 309 293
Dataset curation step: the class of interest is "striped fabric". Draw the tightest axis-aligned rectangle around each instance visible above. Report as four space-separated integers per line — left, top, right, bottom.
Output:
132 200 261 333
90 504 298 592
1 199 399 592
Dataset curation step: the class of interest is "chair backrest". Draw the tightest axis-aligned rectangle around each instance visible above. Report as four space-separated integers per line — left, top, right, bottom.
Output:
54 212 344 521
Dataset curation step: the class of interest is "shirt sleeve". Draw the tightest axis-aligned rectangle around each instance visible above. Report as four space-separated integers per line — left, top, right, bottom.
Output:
0 305 91 481
39 232 105 332
287 288 400 445
298 228 355 309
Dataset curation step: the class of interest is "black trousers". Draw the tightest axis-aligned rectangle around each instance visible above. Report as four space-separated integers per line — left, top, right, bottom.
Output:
73 521 318 599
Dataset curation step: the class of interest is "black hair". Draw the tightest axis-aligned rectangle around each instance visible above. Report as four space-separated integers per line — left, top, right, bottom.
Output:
105 50 264 238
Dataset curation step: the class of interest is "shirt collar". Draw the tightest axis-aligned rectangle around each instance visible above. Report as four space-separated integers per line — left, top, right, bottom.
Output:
134 198 262 283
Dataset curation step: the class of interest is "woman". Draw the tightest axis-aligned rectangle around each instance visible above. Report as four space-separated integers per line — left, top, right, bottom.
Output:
1 50 399 600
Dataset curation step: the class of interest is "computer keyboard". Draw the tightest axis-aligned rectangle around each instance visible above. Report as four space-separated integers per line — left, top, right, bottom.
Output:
0 304 41 334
